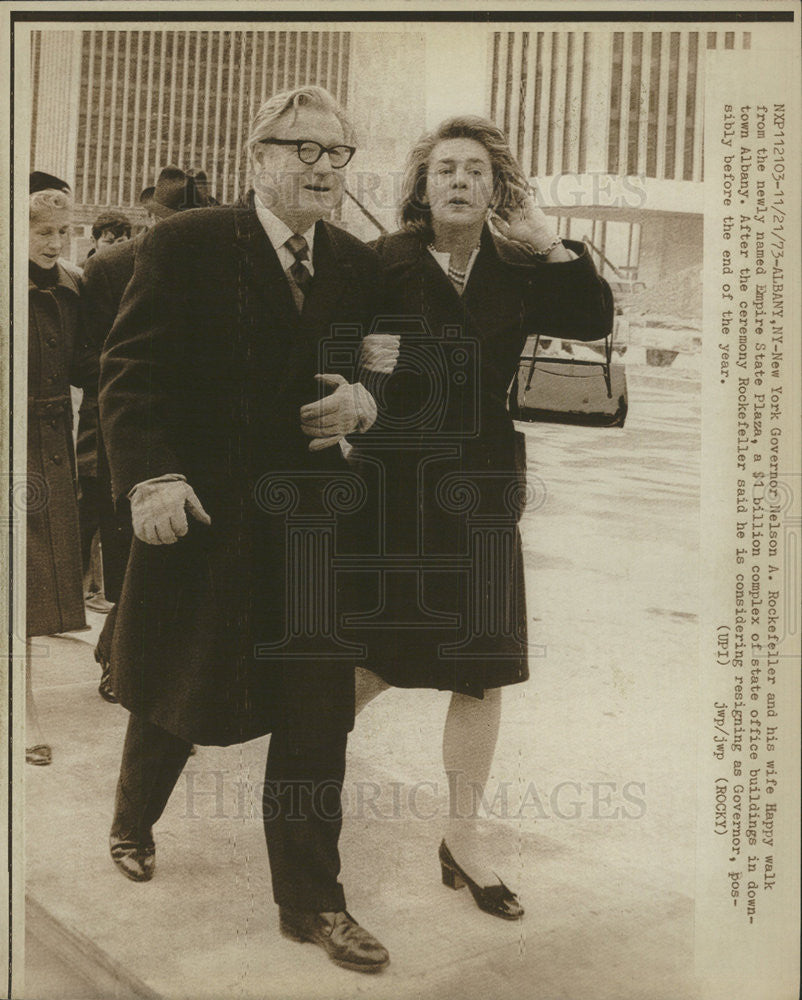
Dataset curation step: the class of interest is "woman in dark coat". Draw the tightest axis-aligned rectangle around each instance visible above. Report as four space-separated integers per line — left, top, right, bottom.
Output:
352 117 613 916
26 187 88 763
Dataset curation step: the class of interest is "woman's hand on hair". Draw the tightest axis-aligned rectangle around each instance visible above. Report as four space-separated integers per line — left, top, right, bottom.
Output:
491 189 554 247
491 190 574 262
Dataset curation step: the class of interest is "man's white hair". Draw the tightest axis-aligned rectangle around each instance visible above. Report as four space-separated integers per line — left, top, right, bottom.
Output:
246 85 355 162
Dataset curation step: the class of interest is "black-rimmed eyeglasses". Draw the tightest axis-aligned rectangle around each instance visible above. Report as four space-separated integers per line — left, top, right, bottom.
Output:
258 139 356 169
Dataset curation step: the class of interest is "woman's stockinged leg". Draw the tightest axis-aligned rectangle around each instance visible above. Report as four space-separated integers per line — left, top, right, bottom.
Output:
443 687 503 885
354 667 390 716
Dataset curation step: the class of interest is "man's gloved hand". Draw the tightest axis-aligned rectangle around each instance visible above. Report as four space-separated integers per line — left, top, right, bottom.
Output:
359 333 400 374
129 479 212 545
300 373 378 451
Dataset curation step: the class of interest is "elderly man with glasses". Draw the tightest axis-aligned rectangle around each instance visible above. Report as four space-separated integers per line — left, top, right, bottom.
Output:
99 86 390 973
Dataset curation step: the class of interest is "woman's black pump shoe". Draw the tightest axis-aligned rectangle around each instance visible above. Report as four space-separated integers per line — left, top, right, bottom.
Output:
439 840 524 920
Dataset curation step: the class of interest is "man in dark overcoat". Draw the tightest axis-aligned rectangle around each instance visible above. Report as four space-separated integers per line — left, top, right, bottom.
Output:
99 86 389 974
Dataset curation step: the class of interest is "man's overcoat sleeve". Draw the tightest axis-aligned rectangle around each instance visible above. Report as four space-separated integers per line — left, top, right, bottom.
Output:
99 226 187 499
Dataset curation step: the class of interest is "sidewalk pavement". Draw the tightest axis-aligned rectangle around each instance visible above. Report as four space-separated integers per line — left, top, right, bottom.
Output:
24 368 700 1000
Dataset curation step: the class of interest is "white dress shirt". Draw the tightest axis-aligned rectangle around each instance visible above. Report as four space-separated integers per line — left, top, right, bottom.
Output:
254 194 316 277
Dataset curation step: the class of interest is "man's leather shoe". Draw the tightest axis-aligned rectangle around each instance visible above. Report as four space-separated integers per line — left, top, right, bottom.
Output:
98 666 118 703
94 648 118 703
278 908 389 973
109 836 155 882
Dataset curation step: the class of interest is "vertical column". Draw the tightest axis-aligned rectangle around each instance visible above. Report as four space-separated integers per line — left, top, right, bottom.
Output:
519 31 538 178
422 26 487 129
211 33 225 196
655 30 672 179
673 30 691 182
105 31 120 205
506 32 524 156
692 32 706 183
153 32 168 180
176 30 192 170
79 30 95 204
138 33 155 193
635 32 653 176
564 31 584 176
200 32 213 185
535 31 553 177
92 30 108 204
616 31 633 179
220 32 238 204
550 31 568 176
581 30 612 174
232 33 249 202
33 30 83 188
189 31 203 170
345 30 426 239
644 30 663 177
117 32 133 206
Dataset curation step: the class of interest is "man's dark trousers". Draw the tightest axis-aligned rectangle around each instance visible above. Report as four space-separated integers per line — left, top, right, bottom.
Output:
114 715 348 911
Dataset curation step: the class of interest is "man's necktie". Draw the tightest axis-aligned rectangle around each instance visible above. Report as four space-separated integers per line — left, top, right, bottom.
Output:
285 233 312 300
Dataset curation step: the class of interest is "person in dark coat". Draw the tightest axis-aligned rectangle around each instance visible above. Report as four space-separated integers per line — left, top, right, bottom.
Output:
26 184 91 765
81 166 214 701
351 116 613 917
99 86 389 974
76 210 133 612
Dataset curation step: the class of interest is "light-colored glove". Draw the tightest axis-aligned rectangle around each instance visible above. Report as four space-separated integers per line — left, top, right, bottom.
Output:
300 373 378 452
359 333 400 374
129 478 212 545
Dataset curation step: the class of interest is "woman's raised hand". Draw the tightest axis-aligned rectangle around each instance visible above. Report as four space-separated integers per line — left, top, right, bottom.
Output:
491 187 558 251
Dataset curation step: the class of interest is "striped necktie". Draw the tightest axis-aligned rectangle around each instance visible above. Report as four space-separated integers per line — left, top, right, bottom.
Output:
285 233 312 299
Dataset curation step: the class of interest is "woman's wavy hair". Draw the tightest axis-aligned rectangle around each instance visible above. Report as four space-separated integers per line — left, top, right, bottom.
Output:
399 116 530 240
30 189 72 222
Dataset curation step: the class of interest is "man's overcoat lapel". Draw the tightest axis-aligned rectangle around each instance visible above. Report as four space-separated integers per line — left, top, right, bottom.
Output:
233 197 298 339
233 202 353 409
299 221 352 333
